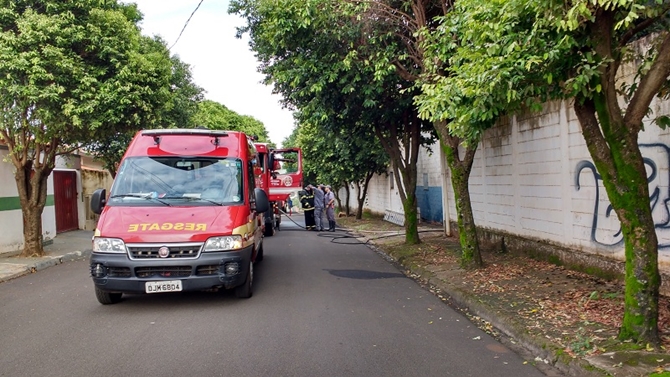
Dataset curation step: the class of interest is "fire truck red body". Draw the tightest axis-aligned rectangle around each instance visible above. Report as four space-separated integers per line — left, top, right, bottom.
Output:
254 143 303 236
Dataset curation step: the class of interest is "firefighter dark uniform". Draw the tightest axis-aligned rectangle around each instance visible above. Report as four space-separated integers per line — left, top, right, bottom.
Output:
300 185 316 230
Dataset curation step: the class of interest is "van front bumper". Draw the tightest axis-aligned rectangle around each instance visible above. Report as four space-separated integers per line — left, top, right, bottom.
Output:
89 245 252 293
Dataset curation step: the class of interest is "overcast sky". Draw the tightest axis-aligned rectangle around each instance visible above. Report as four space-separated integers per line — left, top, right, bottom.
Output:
128 0 296 147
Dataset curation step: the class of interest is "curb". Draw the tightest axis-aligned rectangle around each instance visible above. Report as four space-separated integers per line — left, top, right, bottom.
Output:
423 275 602 377
0 250 91 283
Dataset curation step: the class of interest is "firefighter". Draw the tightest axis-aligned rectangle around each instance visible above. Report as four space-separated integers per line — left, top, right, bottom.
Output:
324 185 336 231
313 184 326 231
300 185 316 230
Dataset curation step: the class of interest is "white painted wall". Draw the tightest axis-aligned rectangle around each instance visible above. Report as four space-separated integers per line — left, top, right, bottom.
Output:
340 142 442 220
358 95 670 272
360 171 403 215
451 96 670 270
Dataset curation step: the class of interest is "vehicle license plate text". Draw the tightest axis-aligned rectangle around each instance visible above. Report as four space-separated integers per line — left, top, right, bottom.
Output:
145 280 182 293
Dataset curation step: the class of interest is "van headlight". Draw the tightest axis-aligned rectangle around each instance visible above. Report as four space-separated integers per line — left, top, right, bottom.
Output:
204 236 243 251
93 238 127 253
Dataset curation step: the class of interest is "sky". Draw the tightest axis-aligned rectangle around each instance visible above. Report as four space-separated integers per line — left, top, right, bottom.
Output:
128 0 296 147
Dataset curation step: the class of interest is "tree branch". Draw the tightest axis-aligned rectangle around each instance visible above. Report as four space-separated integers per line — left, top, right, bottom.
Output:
619 6 670 47
574 98 612 166
624 32 670 128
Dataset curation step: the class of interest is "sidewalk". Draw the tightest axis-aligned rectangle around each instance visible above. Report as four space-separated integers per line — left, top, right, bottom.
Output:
0 230 93 283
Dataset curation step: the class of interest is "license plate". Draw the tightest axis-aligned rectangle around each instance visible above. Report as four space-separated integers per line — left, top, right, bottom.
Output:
145 280 182 294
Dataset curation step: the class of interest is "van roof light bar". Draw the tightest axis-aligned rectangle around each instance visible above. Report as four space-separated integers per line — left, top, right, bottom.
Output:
141 129 229 146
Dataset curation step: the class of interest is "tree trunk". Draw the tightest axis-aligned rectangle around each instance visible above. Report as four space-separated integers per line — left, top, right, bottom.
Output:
355 171 374 220
373 117 422 245
402 195 420 243
575 96 660 346
433 120 482 268
334 185 343 213
388 142 421 244
15 163 51 257
344 183 351 215
21 204 44 257
355 181 363 219
573 12 670 346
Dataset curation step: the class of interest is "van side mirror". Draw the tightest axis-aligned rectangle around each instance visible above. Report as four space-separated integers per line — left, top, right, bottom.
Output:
91 189 107 215
253 188 269 214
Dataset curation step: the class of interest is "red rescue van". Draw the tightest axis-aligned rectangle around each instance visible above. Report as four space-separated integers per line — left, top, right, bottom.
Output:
89 129 269 304
254 143 303 236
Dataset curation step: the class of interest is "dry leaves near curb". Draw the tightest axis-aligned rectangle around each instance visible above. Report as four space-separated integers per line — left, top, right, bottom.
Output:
418 234 670 358
337 217 670 359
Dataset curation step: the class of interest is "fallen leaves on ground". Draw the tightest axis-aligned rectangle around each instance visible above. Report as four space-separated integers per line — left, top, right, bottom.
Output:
423 238 670 357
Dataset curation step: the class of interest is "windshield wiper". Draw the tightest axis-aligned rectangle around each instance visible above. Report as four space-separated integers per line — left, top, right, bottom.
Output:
159 195 224 206
109 194 171 206
195 198 224 206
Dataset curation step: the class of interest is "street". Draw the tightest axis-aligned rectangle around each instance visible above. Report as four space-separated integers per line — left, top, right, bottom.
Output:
0 216 547 377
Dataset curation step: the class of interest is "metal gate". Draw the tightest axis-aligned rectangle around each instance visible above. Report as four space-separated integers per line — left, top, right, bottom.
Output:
54 170 79 233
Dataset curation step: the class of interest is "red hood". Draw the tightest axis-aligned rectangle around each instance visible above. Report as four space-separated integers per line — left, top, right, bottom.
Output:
96 205 244 243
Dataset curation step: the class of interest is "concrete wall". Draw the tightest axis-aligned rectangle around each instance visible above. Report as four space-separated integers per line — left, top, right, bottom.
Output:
451 97 670 268
340 168 409 217
81 169 113 230
357 94 670 279
415 145 444 223
340 144 445 223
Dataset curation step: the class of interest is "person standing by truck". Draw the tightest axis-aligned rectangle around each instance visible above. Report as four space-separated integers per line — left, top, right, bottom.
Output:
300 185 316 230
324 185 336 232
313 184 326 231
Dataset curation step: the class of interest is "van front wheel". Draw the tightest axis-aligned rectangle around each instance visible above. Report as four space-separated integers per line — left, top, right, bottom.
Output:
95 287 122 305
263 220 274 237
255 242 264 262
235 262 253 298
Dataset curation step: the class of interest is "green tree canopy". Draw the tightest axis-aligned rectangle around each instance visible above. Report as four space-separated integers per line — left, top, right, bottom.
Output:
0 0 173 256
193 99 271 142
230 0 435 243
417 0 670 346
85 36 205 177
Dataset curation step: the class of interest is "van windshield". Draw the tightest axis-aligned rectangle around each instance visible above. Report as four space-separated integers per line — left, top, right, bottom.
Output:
109 157 243 206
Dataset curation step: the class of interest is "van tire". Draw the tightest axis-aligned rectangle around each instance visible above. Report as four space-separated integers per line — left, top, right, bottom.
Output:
263 209 275 237
256 242 264 262
263 220 275 237
95 287 122 305
235 262 253 298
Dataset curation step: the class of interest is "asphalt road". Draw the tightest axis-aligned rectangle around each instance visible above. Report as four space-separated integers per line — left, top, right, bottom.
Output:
0 216 548 377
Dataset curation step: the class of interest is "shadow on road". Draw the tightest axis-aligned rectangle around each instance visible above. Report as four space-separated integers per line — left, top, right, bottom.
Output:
323 269 404 280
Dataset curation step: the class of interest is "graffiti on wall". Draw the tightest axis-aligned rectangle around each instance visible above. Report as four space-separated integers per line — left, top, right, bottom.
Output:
575 143 670 248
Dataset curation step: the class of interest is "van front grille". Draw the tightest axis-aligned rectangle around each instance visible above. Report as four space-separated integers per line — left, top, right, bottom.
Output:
196 265 219 276
108 267 131 278
135 266 192 278
127 243 202 260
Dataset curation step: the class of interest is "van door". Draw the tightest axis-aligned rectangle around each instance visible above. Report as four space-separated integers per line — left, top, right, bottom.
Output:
247 160 263 253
